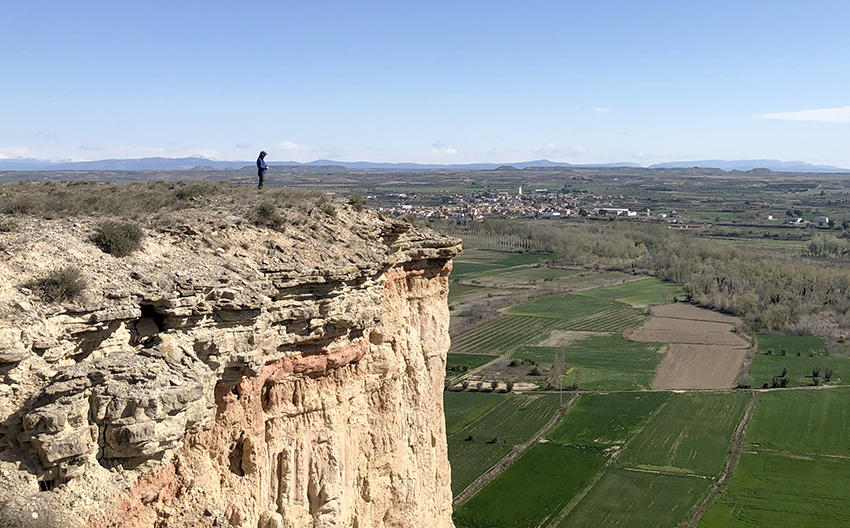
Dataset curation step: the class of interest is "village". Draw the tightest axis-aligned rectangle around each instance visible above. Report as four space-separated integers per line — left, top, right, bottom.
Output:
373 186 833 230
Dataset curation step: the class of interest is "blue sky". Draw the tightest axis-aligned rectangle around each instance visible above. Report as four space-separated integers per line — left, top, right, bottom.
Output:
2 1 850 166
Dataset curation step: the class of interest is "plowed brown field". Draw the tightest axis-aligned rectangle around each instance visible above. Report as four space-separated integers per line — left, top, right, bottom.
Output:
650 303 740 323
628 304 749 389
651 344 748 390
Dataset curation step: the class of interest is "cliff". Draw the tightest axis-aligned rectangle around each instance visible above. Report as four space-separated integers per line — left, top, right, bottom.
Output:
0 196 460 528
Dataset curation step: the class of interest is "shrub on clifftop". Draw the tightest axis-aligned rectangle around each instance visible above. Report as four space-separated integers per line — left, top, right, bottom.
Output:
92 221 143 257
24 267 87 303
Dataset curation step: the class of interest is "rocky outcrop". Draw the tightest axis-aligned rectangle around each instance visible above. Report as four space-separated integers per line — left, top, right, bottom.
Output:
0 200 460 528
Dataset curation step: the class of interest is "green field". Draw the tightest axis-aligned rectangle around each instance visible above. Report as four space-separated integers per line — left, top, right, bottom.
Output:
747 354 850 387
447 283 484 303
514 334 664 391
494 266 584 281
746 388 850 456
445 393 563 494
558 468 711 528
617 392 749 477
444 391 505 434
446 352 498 372
507 293 614 320
453 443 608 528
451 314 561 355
450 250 552 278
699 451 850 528
547 392 671 446
577 277 687 306
756 333 828 356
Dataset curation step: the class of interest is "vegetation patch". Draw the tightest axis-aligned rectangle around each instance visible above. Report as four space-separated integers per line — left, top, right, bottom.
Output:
617 392 749 477
24 267 87 303
577 277 687 306
547 392 670 446
755 333 827 357
445 393 562 495
0 218 18 232
699 451 850 528
746 388 850 456
453 443 608 528
558 468 711 528
251 201 286 230
513 334 664 391
91 220 143 256
446 353 498 373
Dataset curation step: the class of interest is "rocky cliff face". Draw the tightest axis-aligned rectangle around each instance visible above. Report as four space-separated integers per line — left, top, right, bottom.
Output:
0 200 459 528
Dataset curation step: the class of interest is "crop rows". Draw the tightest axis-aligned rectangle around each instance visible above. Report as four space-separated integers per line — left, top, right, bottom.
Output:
560 306 646 332
451 315 560 354
447 393 562 495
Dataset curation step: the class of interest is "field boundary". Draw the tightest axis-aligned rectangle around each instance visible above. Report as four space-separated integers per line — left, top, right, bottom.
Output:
681 390 759 528
452 393 579 508
541 448 623 528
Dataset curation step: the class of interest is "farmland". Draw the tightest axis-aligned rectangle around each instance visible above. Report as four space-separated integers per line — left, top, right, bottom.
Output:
453 443 608 528
451 390 750 528
746 354 850 388
546 392 670 447
617 392 750 477
513 334 664 390
557 469 712 528
755 333 828 357
746 388 850 456
698 451 850 528
443 244 850 526
445 392 563 495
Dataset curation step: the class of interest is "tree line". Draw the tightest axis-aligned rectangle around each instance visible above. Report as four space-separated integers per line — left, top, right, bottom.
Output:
434 218 850 337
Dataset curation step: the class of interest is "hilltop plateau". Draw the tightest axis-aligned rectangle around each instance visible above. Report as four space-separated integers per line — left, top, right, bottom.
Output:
0 183 460 528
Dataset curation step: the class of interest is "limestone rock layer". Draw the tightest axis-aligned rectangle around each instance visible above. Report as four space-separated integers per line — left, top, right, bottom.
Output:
0 202 459 528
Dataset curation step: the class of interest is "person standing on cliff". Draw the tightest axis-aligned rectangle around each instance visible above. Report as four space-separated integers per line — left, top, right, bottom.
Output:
256 151 268 189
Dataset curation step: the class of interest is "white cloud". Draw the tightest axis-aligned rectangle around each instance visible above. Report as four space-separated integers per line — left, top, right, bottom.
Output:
0 146 33 159
594 107 612 113
278 141 315 153
431 147 458 155
757 106 850 123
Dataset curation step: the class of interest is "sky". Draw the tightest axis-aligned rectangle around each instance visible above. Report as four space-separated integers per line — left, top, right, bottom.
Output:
2 1 850 167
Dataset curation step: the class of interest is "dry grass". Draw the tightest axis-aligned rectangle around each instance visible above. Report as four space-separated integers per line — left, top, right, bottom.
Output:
0 181 338 221
23 267 87 303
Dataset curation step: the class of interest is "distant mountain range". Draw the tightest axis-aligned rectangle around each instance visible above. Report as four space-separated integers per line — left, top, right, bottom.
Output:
649 159 850 173
0 157 848 173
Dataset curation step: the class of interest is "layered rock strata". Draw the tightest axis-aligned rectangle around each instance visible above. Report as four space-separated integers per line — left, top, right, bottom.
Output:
0 201 459 528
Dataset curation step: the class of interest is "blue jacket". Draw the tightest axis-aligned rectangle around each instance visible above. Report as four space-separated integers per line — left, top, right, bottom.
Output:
257 156 268 176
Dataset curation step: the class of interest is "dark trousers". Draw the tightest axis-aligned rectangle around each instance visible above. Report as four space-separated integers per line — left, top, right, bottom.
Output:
258 172 265 189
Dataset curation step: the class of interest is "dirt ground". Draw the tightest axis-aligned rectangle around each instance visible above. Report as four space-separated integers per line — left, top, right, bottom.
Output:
629 328 747 346
650 304 740 323
651 344 748 390
537 330 608 347
629 304 750 389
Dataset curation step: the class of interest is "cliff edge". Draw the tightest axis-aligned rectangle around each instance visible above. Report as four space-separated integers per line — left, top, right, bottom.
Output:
0 193 460 528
